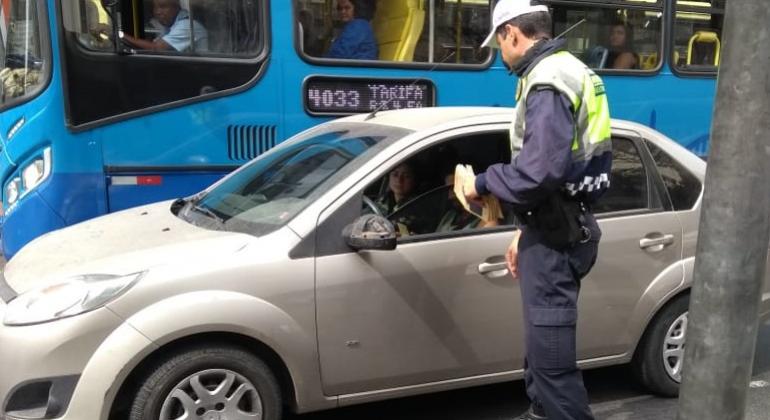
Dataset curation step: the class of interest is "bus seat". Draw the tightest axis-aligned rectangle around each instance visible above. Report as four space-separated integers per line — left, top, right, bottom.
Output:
687 30 720 66
372 0 426 62
584 46 608 69
639 52 657 70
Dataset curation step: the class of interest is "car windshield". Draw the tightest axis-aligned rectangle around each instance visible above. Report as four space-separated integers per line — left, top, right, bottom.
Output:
0 0 47 106
181 122 412 236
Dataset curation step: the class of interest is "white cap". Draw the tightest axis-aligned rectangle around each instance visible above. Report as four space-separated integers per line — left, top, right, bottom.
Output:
481 0 549 49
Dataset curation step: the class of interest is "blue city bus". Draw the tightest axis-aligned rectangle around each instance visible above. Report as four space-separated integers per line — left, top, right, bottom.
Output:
0 0 725 258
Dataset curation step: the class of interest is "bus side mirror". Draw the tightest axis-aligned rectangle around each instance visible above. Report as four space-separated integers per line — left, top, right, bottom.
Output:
343 215 397 251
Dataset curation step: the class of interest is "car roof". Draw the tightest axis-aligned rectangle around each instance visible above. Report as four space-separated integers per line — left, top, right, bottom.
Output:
340 107 660 138
338 106 706 181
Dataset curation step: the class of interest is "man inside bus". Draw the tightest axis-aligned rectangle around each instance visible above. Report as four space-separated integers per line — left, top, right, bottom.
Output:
122 0 209 53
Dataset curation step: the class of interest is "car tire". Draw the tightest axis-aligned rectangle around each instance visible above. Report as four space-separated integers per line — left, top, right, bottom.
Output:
128 345 282 420
632 294 689 397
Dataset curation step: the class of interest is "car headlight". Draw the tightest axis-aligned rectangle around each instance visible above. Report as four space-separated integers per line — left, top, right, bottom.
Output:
3 272 145 326
5 177 21 206
21 147 52 193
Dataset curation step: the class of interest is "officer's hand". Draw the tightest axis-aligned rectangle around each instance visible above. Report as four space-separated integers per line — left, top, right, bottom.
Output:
506 230 521 279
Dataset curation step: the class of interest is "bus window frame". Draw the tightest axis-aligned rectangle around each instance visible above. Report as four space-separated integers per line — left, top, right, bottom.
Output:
669 0 723 78
291 1 497 71
56 0 273 133
545 0 666 76
0 0 54 114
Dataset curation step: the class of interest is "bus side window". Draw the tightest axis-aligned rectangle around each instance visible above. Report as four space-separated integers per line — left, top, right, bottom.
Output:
295 0 494 66
190 0 260 56
80 0 261 57
414 0 493 64
66 0 114 51
673 0 725 73
549 2 663 72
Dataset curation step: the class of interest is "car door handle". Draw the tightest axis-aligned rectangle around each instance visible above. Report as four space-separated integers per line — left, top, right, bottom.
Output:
478 261 509 275
639 234 675 251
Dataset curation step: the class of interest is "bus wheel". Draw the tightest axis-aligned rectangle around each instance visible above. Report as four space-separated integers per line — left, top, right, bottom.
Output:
632 294 689 397
129 345 281 420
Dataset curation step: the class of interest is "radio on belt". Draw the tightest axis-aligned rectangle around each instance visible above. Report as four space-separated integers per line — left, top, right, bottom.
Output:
304 76 436 116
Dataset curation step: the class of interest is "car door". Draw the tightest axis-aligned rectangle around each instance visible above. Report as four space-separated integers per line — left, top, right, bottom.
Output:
314 127 686 397
576 133 685 359
314 126 528 397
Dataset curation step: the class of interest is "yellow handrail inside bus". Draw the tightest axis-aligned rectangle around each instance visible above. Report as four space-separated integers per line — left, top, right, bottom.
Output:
686 30 720 66
132 0 140 36
455 0 462 63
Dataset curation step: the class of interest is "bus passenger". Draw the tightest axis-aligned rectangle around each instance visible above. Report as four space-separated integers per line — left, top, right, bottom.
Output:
607 21 638 69
122 0 208 53
326 0 378 60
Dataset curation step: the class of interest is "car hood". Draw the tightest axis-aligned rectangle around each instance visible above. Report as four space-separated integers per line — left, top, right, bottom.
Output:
4 201 252 294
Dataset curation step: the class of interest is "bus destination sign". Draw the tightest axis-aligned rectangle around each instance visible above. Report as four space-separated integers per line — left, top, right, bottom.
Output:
304 76 435 116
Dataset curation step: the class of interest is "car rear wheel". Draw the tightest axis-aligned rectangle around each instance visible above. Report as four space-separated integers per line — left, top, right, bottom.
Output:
632 294 689 397
129 345 281 420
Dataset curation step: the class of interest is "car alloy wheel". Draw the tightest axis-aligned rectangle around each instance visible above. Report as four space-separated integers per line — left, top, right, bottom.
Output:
128 345 281 420
160 369 262 420
662 312 688 383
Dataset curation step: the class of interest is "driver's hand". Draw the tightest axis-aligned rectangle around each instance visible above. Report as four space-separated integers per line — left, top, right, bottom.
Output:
396 223 410 237
505 230 521 279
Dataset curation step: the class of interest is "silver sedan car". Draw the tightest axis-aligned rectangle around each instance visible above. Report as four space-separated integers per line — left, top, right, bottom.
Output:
1 107 769 420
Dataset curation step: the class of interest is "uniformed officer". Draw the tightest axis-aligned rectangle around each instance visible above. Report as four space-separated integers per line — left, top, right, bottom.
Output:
463 1 612 419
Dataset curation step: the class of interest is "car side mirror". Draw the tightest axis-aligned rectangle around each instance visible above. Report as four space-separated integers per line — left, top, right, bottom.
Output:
343 215 397 251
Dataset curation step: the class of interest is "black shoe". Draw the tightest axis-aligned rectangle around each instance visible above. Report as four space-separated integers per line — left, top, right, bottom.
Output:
512 405 548 420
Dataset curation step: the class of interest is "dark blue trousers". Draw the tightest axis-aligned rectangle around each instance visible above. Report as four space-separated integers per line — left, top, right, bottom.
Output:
518 213 600 420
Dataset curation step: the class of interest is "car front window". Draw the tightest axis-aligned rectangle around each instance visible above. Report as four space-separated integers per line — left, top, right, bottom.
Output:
0 0 48 107
185 122 412 236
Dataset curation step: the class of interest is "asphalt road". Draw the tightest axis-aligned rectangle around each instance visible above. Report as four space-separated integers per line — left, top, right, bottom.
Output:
288 319 770 420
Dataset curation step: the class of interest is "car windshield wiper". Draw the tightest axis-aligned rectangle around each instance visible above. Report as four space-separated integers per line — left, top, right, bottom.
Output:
190 203 225 225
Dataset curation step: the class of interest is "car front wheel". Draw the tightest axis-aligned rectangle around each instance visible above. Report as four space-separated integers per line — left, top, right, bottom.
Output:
632 294 689 397
129 345 281 420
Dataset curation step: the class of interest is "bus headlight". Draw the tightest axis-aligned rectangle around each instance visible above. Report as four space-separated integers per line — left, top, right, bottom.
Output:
3 272 146 326
21 147 52 192
6 177 21 206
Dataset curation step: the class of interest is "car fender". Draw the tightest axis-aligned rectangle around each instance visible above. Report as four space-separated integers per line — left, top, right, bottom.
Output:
65 290 331 420
625 257 690 359
119 290 331 412
62 317 159 420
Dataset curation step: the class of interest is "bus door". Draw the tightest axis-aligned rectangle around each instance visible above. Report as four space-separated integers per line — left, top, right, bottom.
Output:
60 0 273 212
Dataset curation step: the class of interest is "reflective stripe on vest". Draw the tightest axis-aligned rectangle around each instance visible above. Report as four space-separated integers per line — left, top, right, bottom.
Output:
511 50 612 196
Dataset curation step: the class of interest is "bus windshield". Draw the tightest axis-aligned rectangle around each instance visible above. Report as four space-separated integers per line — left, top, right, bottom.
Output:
0 0 47 106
